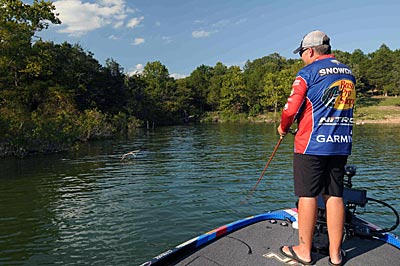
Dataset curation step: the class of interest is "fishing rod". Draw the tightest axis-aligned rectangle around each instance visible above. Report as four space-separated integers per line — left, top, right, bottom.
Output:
241 127 298 204
241 134 285 204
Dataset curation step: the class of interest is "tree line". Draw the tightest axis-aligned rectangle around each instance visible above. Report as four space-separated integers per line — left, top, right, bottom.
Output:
1 0 400 156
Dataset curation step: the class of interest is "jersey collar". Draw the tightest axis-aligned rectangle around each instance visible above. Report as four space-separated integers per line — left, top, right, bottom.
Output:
315 54 335 61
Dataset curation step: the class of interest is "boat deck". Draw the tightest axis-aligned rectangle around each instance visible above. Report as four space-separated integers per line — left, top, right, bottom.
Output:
175 219 400 266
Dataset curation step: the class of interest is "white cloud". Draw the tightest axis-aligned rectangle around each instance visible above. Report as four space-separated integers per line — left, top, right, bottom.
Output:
212 19 230 28
53 0 138 36
194 19 206 24
108 34 119 40
127 16 144 28
170 73 187 79
132 38 145 45
128 63 144 75
162 36 172 44
136 63 144 69
236 18 247 25
192 30 211 38
114 21 124 28
225 60 247 68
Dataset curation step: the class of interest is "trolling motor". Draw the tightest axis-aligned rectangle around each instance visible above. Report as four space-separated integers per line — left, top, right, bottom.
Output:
313 165 367 253
312 165 399 254
343 165 368 219
313 165 365 253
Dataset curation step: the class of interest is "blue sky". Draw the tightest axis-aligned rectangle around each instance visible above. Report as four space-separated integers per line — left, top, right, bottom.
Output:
26 0 400 78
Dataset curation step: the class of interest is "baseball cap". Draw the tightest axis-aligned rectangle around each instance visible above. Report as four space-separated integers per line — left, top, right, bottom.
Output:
293 30 330 54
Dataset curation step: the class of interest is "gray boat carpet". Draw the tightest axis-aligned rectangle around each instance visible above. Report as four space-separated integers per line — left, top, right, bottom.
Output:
175 220 400 266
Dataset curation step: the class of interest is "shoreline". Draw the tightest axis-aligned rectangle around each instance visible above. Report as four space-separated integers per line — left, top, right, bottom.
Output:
1 116 399 158
355 118 400 124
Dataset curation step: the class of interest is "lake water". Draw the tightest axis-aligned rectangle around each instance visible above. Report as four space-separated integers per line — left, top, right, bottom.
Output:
0 123 399 265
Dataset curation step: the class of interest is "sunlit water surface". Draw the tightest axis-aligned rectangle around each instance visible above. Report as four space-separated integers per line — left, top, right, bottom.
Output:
0 123 399 265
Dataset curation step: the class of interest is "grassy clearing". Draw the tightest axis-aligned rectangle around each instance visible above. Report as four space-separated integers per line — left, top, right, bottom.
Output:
376 96 400 106
355 96 400 122
357 96 400 107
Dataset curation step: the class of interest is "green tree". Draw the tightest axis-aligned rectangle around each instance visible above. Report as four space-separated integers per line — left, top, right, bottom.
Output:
260 63 302 117
92 58 127 114
0 0 60 87
243 53 288 114
141 61 180 124
208 62 227 110
186 64 213 113
386 49 400 96
125 73 146 118
366 44 394 95
175 78 196 122
220 66 247 113
349 49 369 92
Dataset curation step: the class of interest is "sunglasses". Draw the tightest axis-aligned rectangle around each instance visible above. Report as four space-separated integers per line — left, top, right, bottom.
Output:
299 48 308 57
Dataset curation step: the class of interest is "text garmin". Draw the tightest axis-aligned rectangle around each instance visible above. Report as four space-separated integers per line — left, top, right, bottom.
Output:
316 135 352 143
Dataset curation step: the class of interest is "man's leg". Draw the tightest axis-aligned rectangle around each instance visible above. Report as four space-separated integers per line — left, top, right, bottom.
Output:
297 196 318 260
325 196 345 264
281 196 317 262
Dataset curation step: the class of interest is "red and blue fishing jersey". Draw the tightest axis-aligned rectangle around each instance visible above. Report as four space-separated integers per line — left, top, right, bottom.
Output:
280 54 356 155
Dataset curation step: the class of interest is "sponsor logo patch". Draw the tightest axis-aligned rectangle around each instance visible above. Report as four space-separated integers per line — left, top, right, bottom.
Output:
321 79 355 110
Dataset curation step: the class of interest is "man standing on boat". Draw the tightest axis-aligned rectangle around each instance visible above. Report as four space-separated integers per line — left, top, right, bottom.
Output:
277 30 356 266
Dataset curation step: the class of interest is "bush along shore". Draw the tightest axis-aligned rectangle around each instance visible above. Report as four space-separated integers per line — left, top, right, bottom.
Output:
0 110 143 158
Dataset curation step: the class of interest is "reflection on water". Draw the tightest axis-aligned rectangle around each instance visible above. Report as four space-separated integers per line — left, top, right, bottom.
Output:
0 124 399 265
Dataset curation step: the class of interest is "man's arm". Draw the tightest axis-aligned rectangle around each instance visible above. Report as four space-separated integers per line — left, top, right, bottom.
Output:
278 76 308 135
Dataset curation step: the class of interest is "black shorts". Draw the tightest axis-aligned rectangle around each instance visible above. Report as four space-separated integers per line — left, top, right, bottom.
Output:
293 153 348 197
